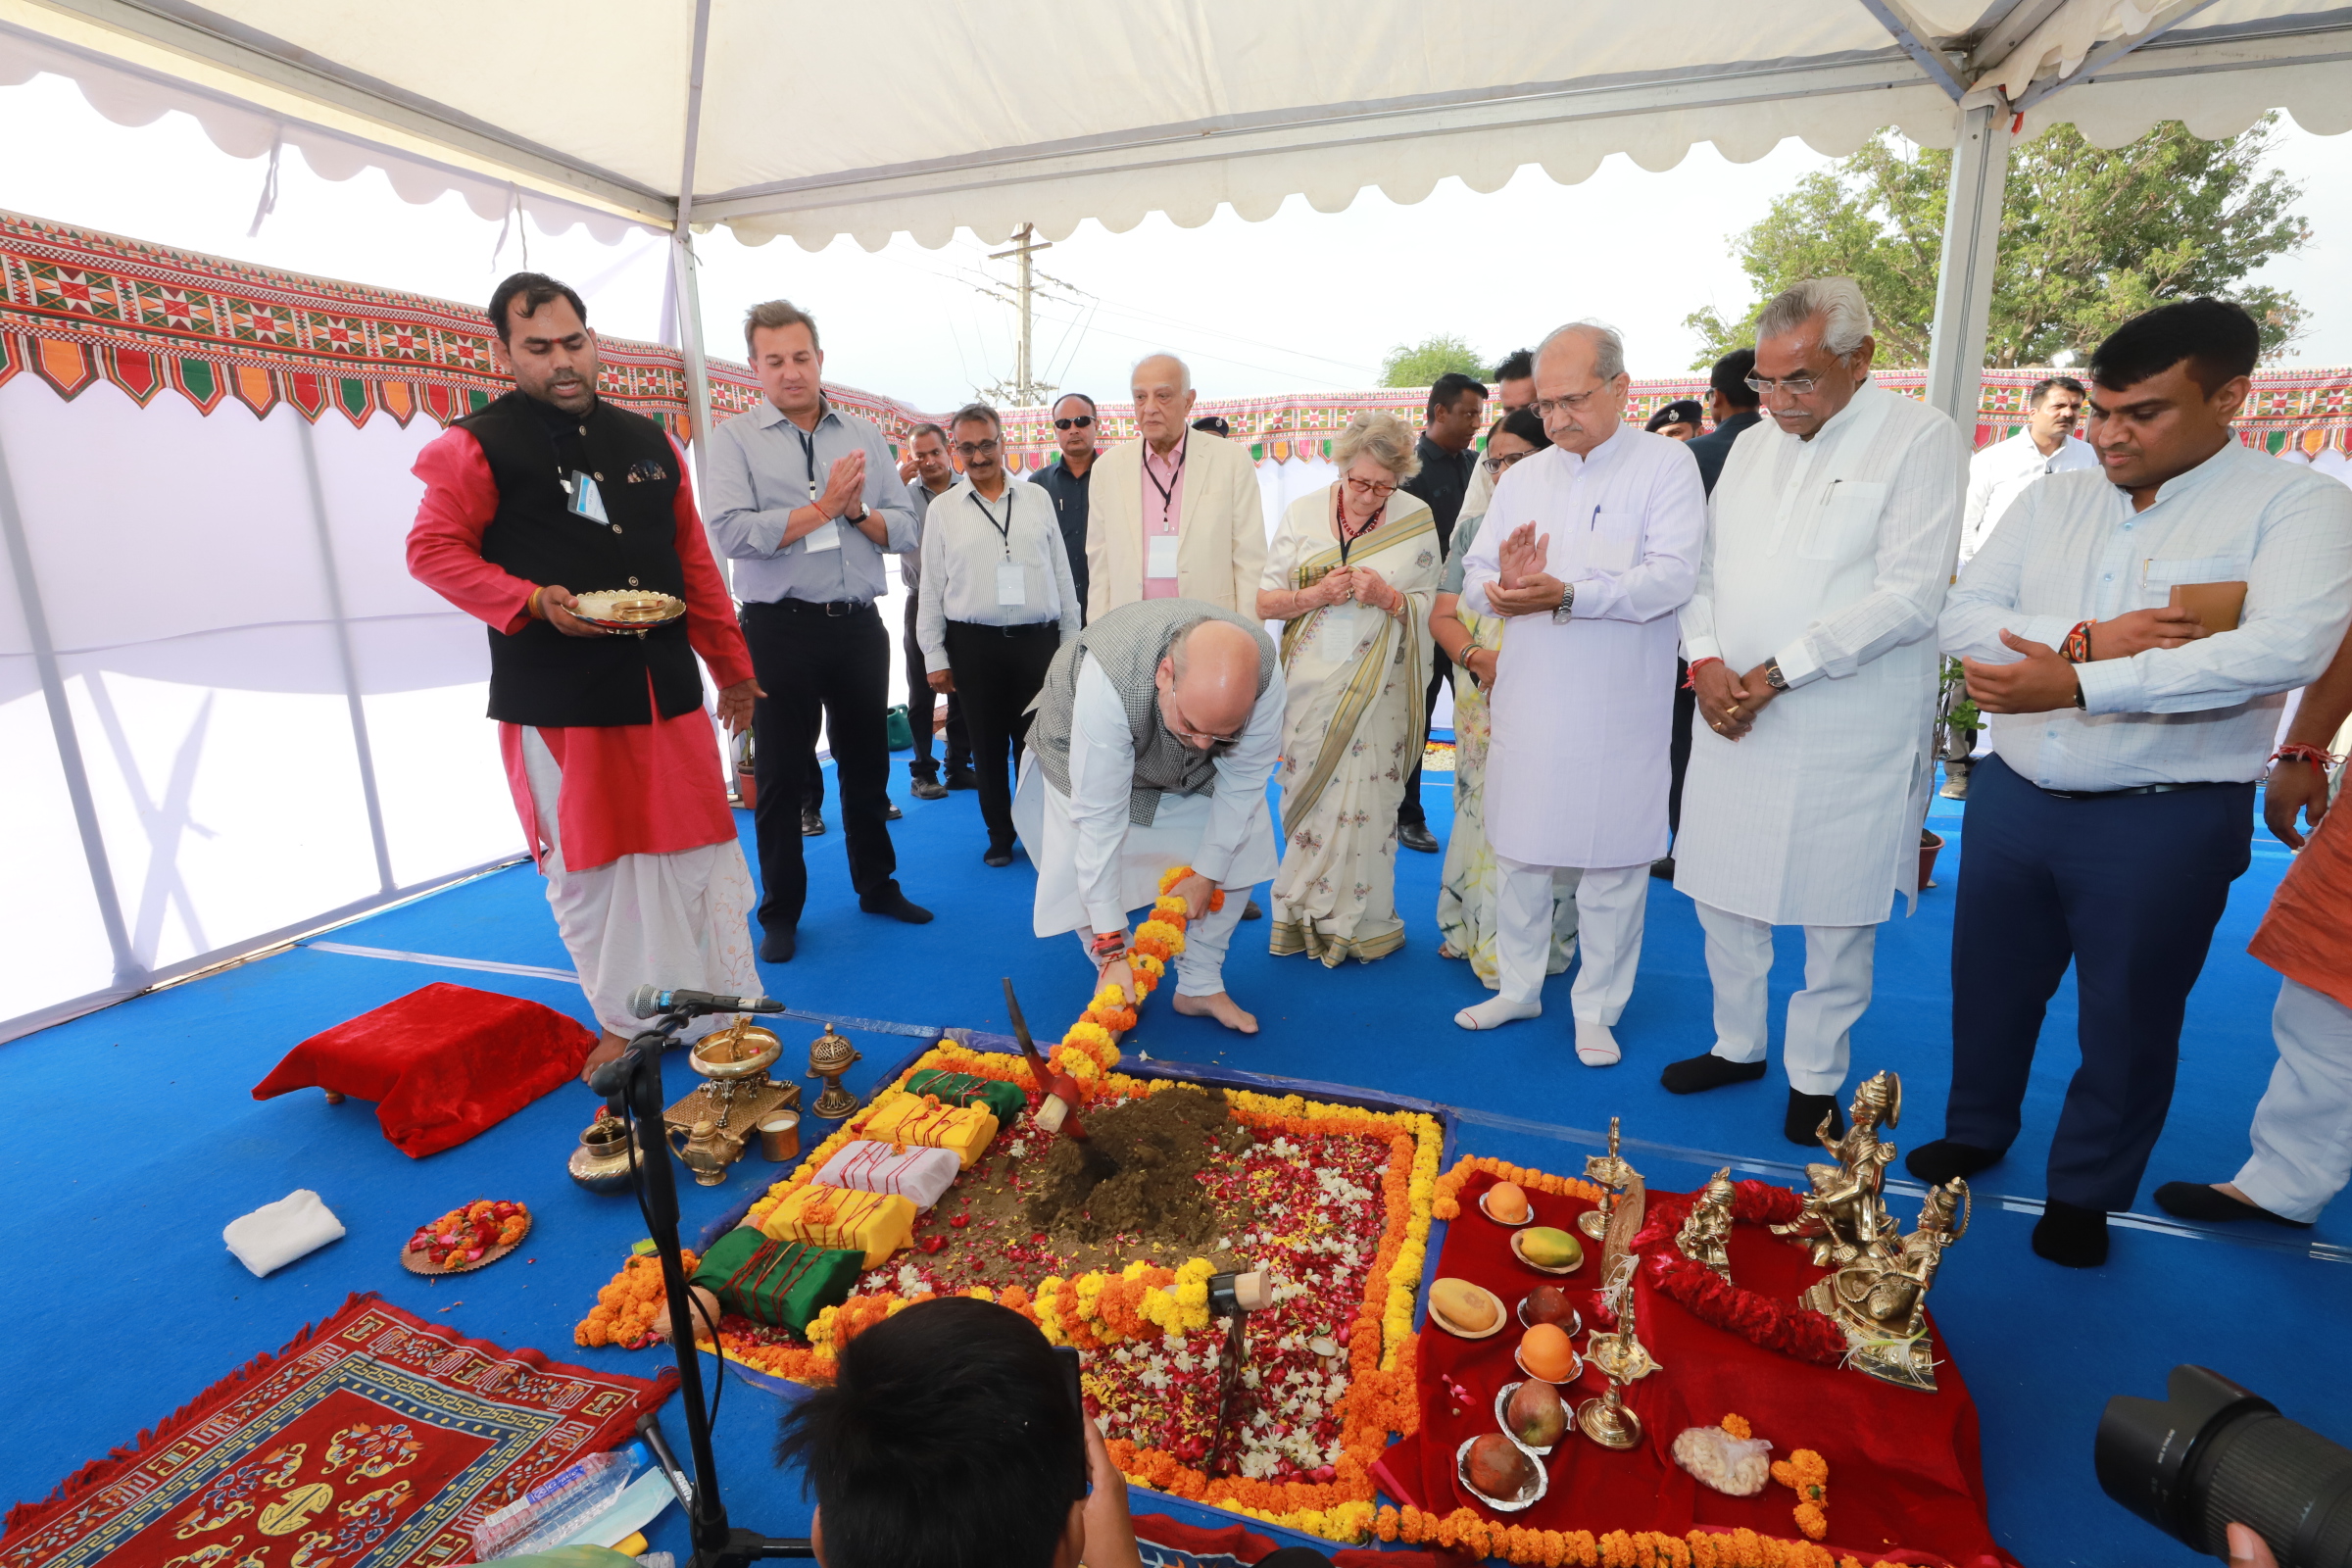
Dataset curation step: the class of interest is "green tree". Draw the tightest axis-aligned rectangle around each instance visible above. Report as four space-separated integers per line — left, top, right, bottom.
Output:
1380 332 1487 388
1686 117 2310 368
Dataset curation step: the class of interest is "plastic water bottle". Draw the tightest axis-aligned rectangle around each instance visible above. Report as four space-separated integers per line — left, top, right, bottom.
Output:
470 1444 644 1559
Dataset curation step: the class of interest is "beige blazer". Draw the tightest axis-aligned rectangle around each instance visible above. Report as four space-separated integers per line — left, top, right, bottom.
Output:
1085 431 1267 619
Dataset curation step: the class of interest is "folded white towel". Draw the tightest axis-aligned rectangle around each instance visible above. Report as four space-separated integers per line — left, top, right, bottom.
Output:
223 1189 347 1277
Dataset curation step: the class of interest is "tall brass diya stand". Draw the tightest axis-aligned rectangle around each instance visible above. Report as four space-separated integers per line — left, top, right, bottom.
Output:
662 1020 800 1184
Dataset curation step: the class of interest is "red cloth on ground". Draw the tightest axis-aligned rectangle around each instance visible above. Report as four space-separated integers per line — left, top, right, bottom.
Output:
1374 1170 2017 1568
407 422 754 871
2248 795 2352 1009
250 983 595 1157
1129 1510 1467 1567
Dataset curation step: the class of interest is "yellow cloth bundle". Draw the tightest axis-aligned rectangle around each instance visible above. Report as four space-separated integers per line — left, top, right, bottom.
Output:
756 1183 915 1268
858 1096 1000 1169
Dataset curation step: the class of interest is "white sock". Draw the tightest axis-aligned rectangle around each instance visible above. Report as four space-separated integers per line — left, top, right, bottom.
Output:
1456 996 1542 1031
1575 1022 1622 1066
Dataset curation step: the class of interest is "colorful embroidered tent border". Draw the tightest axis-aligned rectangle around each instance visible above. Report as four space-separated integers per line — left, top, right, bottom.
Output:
5 208 2345 464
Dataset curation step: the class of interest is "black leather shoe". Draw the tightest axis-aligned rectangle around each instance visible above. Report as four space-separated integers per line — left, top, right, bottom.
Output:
1649 856 1676 880
1905 1139 2003 1186
983 846 1014 867
1786 1089 1845 1147
860 887 934 924
2153 1182 2312 1228
801 808 825 836
946 768 979 791
1659 1054 1767 1095
2032 1199 2109 1267
910 776 949 801
1242 897 1263 920
886 800 904 820
1397 822 1441 854
759 927 797 963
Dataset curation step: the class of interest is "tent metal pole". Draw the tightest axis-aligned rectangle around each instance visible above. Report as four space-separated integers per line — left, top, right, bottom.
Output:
1924 96 2011 437
296 419 396 896
0 403 143 991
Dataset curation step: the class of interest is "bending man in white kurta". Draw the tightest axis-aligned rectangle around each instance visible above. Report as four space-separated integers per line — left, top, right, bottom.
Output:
1453 321 1706 1065
1666 278 1963 1145
1014 599 1285 1034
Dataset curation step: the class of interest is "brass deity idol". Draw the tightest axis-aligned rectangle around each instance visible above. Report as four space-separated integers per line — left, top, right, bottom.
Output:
1771 1070 1901 1267
1674 1167 1738 1281
1773 1070 1968 1393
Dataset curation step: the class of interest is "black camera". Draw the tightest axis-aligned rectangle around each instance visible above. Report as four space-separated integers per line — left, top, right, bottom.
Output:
2097 1365 2352 1565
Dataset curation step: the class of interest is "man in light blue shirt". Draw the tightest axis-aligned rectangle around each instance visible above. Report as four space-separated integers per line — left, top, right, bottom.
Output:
706 300 928 963
1910 297 2352 1268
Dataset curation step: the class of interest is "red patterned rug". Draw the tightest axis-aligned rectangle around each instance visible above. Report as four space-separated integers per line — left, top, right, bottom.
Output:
2 1294 675 1568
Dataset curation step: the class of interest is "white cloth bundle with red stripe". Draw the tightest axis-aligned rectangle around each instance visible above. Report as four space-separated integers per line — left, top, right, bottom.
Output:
812 1139 962 1210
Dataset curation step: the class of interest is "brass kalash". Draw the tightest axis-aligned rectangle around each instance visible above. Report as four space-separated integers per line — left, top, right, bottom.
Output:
1766 1069 1970 1393
661 1019 801 1185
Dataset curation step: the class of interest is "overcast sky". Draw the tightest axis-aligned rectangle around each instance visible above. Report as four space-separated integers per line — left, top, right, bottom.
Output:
3 69 2345 413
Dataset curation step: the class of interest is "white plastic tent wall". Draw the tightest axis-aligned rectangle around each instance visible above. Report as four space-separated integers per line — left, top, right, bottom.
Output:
0 0 2346 1041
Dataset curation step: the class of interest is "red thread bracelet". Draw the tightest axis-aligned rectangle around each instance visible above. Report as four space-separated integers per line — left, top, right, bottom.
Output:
1684 656 1723 690
2273 743 2340 768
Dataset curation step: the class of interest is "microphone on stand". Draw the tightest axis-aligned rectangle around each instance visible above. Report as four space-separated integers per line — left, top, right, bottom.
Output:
627 984 785 1019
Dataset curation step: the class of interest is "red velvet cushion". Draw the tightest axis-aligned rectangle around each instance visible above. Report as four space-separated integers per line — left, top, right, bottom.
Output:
252 982 595 1157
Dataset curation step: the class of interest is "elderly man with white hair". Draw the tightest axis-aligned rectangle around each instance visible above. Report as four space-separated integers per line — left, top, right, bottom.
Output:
1664 277 1965 1144
1085 353 1267 619
1452 320 1707 1064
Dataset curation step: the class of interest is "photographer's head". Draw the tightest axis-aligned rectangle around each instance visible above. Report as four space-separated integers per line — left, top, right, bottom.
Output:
776 1297 1088 1568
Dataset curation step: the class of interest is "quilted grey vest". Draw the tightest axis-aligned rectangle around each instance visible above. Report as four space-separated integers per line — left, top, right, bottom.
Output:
1028 598 1274 826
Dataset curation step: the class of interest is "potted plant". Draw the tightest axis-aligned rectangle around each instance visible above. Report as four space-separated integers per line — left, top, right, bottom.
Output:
732 722 756 810
1934 657 1983 801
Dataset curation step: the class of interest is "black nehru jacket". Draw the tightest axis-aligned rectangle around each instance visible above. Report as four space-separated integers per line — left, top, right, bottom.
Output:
461 390 701 728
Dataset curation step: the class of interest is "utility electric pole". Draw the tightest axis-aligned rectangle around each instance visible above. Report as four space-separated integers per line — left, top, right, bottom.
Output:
982 223 1056 408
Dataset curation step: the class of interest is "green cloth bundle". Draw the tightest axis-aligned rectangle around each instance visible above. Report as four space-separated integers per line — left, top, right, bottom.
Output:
689 1227 864 1333
906 1067 1029 1126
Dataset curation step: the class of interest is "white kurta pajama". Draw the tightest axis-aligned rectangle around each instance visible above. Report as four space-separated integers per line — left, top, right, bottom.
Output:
1013 657 1285 997
1674 380 1964 1095
1460 425 1706 1027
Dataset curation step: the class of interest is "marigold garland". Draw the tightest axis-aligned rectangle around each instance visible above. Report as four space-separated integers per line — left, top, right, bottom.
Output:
574 1249 702 1350
1771 1450 1831 1543
1431 1154 1607 1221
1370 1506 1868 1567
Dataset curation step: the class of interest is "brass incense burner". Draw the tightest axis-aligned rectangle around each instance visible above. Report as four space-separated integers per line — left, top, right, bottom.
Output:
1774 1070 1968 1393
807 1023 861 1120
661 1020 799 1180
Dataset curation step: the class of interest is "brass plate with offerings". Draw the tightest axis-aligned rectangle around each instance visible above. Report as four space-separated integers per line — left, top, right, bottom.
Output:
662 1020 800 1180
568 589 686 635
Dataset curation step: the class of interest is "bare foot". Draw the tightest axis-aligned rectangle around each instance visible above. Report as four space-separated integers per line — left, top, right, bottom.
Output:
580 1029 630 1084
1173 991 1258 1034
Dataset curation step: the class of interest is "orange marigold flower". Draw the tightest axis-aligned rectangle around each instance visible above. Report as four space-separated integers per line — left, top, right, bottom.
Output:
1721 1412 1752 1441
1792 1503 1828 1542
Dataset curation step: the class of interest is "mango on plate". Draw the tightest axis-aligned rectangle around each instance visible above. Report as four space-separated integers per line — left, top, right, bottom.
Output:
1519 1225 1584 1270
1430 1277 1496 1332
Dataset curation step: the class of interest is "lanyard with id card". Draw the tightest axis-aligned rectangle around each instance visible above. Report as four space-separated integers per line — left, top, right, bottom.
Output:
564 470 611 524
792 418 843 551
970 490 1027 608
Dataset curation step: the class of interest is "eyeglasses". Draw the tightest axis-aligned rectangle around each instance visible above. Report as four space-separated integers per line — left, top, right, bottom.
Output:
1161 694 1244 750
1053 415 1095 431
1345 475 1398 500
1531 386 1610 419
953 438 1001 458
1744 374 1822 396
1480 449 1533 476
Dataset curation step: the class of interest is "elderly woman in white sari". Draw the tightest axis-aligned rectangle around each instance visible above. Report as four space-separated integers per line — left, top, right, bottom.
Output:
1432 407 1580 983
1256 411 1443 964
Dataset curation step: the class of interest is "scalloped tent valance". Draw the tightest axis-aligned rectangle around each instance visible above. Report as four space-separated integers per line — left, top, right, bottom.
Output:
3 1 2346 253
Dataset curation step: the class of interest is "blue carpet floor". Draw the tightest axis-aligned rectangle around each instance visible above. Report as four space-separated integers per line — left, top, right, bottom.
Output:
3 756 2340 1568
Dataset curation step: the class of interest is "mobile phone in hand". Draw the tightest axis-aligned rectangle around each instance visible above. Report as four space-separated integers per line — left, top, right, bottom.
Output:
1054 1344 1088 1496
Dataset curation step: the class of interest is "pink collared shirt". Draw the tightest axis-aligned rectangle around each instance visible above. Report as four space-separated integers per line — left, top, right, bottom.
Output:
1141 433 1187 599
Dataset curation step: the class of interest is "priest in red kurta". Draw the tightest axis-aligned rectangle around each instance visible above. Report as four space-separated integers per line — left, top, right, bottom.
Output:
408 272 762 1079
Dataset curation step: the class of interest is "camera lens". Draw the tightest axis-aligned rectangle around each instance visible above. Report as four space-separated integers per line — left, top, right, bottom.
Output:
2097 1366 2352 1566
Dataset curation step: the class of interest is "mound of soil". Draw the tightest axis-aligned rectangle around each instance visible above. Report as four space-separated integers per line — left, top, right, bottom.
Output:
1023 1085 1244 1245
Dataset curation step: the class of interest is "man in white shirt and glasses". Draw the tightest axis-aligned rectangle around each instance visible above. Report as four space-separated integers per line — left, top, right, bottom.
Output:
918 404 1081 867
1958 375 2096 564
1910 296 2352 1268
1453 321 1706 1065
1664 277 1965 1146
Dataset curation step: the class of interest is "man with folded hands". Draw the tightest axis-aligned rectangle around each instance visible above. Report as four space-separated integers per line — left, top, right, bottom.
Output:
1911 296 2352 1268
407 271 760 1081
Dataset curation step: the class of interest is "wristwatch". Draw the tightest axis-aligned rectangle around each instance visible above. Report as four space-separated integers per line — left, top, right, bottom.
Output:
1549 583 1577 624
844 502 871 524
1764 655 1789 691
